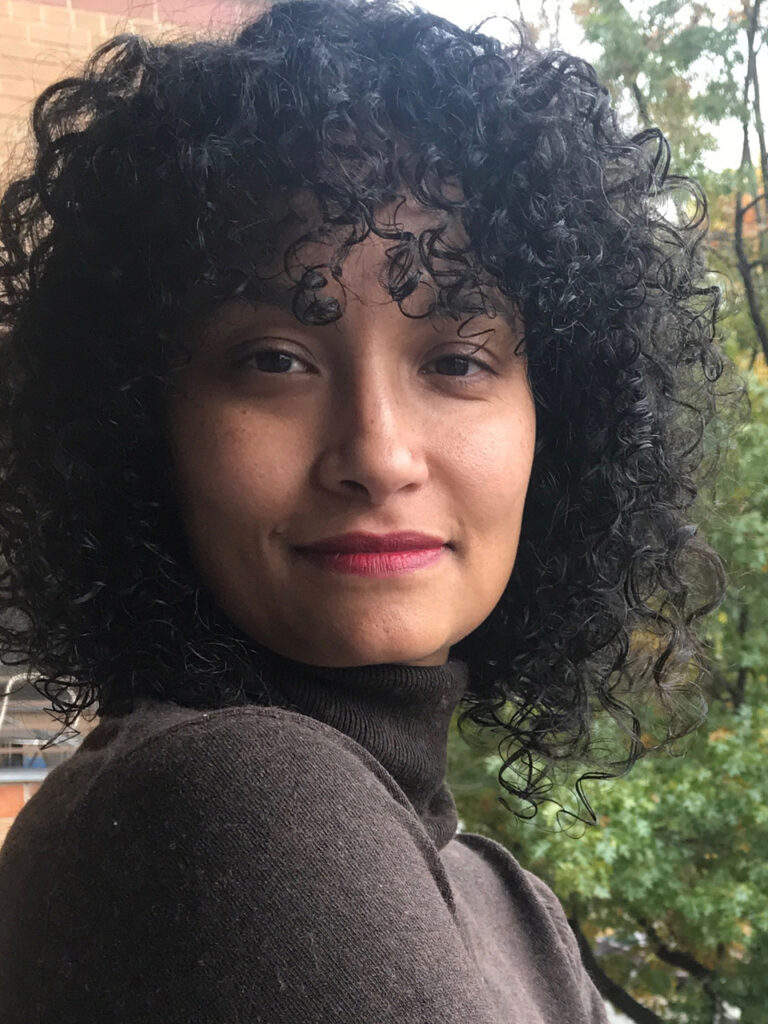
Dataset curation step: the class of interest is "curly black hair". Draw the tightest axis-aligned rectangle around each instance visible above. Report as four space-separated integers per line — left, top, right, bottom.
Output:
0 0 727 817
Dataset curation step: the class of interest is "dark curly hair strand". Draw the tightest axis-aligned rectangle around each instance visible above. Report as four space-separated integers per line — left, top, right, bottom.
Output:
0 0 727 818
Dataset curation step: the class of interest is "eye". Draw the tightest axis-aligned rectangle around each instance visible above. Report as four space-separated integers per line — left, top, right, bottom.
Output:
422 353 496 379
238 348 314 374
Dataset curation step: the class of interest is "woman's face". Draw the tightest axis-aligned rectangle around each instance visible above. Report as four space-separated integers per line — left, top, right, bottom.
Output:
168 214 536 667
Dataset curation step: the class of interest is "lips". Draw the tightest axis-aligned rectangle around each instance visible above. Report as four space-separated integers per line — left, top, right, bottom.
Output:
296 531 446 554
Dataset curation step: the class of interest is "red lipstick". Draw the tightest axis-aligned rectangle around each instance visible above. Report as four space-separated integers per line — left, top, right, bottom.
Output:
295 531 448 576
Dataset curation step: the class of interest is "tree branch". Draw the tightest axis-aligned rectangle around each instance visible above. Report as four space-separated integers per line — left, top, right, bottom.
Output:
747 0 768 223
630 79 652 127
735 19 768 362
736 603 750 709
567 917 665 1024
739 191 767 217
638 917 715 983
735 193 768 360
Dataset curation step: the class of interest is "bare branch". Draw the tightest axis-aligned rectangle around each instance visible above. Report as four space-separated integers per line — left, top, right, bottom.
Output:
638 917 715 983
630 79 652 127
747 0 768 222
735 2 768 360
567 917 665 1024
739 192 768 216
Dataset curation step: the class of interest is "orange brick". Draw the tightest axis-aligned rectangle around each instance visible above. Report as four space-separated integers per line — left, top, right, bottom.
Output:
0 51 30 72
72 9 106 35
0 115 30 139
109 11 179 35
0 132 33 184
0 36 64 61
0 17 30 39
4 116 30 137
0 93 31 114
157 0 238 28
0 818 15 849
0 111 22 134
99 11 125 34
38 4 75 26
28 21 92 46
0 785 25 817
75 0 150 14
1 76 44 100
110 14 162 34
8 1 44 22
1 52 72 81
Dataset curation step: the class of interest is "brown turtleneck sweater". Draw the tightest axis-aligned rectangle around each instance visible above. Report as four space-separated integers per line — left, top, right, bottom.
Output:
0 651 607 1023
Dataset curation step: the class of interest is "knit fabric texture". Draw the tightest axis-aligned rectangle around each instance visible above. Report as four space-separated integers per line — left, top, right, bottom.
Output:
0 651 608 1023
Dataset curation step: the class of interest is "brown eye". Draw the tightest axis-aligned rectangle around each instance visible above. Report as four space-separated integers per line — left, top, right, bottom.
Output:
238 349 313 374
423 354 495 378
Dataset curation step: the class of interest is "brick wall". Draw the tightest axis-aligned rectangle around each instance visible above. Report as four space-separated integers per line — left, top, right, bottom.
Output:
0 781 41 847
1 0 254 181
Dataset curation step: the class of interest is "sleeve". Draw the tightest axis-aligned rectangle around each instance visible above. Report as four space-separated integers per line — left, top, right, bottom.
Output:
39 707 499 1024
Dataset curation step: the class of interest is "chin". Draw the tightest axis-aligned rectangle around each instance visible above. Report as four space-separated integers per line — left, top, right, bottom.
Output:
289 632 450 669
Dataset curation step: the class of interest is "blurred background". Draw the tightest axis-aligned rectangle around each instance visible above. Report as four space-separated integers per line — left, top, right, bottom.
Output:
1 2 766 1022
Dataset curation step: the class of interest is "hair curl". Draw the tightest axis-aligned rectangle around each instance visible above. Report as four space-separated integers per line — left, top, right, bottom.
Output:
0 0 727 818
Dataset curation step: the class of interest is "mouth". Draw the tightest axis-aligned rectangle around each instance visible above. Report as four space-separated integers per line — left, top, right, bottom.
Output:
295 531 448 554
292 530 450 577
294 546 447 577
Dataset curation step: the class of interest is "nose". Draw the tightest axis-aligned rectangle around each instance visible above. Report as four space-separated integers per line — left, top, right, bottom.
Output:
312 366 429 504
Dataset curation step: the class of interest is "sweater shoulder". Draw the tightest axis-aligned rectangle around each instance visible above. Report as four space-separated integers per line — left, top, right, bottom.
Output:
445 831 607 1020
450 831 577 949
0 701 492 1024
73 697 416 821
1 698 419 880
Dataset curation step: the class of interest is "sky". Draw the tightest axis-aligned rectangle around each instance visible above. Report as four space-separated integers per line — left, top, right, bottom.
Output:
415 0 748 173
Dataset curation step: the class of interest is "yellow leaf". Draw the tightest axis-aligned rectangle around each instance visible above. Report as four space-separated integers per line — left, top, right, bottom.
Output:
708 728 733 743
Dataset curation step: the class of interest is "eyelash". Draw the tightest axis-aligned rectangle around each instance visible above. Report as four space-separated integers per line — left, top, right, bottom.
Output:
237 348 497 382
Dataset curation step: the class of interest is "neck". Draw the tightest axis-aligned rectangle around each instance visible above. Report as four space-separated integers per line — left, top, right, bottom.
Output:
241 642 470 850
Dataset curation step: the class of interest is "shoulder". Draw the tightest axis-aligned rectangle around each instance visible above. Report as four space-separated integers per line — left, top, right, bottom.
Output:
72 698 417 840
23 701 488 1022
448 832 585 973
445 832 607 1020
51 698 459 941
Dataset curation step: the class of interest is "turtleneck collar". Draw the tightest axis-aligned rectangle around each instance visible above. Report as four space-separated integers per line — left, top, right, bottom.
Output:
240 643 469 851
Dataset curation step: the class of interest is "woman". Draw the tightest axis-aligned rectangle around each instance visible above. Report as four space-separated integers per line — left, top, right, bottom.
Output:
0 1 725 1021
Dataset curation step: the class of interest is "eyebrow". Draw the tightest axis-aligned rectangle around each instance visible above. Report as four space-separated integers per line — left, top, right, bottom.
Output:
199 285 522 349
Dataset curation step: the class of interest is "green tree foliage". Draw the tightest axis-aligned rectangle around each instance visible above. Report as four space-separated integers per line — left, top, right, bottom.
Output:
574 1 744 179
448 671 768 1021
448 358 768 1024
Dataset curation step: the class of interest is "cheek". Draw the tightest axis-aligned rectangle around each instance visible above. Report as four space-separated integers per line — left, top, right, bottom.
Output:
447 408 536 535
169 403 303 530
